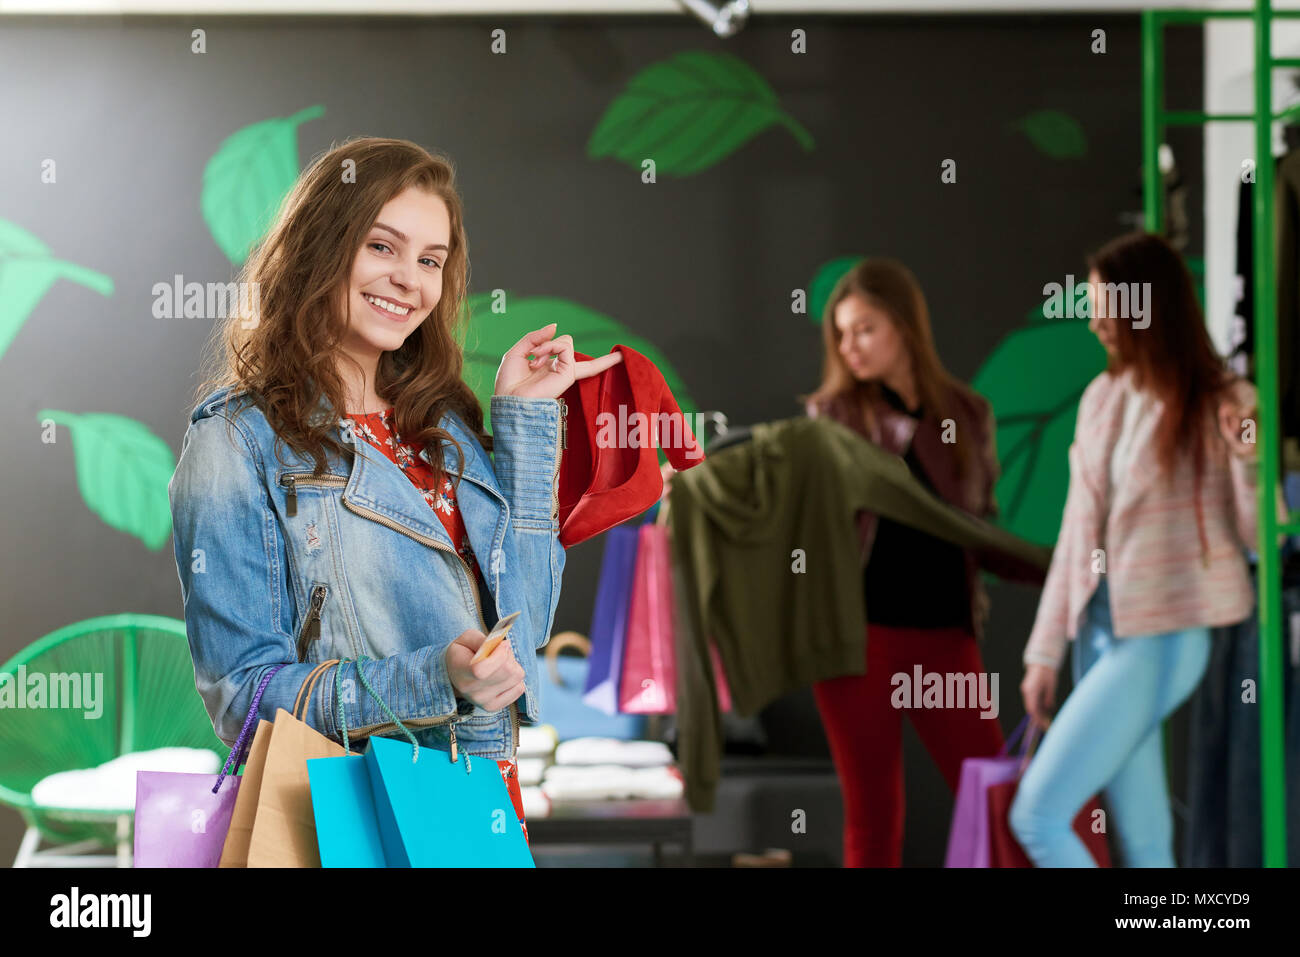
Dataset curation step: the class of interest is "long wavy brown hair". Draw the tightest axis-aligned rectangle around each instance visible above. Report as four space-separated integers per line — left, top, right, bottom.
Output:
194 136 490 490
1088 231 1232 483
798 257 973 479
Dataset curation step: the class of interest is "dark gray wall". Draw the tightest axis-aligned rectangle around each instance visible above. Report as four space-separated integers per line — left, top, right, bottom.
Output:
0 12 1202 866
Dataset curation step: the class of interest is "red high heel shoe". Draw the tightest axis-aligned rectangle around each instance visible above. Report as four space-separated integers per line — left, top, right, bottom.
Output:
557 345 704 548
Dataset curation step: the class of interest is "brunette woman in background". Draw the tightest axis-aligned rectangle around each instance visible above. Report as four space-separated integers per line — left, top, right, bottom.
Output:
799 258 1043 867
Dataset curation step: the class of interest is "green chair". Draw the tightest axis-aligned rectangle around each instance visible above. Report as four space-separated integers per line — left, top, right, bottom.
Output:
0 614 230 867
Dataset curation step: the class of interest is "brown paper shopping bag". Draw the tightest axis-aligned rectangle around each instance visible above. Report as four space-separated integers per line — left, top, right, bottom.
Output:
217 660 347 868
217 717 273 867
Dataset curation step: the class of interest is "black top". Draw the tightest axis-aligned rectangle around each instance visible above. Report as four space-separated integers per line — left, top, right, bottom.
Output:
862 386 971 629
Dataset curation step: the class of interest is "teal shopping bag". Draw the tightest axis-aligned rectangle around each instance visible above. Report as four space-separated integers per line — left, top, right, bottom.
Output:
306 753 389 867
365 734 534 868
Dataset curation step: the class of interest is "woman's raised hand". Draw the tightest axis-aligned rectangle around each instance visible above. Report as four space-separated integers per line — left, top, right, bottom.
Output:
1217 380 1259 462
494 322 623 400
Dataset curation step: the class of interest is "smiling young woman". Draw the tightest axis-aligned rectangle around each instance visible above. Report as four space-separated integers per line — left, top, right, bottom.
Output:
169 137 620 845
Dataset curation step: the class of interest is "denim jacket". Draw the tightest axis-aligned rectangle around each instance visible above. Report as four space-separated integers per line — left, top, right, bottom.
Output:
168 384 568 761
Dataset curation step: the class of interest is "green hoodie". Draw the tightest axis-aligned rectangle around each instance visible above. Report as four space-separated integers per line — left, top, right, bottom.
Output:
668 415 1052 812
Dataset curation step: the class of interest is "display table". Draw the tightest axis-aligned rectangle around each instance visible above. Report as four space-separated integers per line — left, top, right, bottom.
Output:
525 796 693 866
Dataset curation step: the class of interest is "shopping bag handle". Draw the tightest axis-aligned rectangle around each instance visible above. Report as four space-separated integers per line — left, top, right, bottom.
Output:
294 659 340 720
212 662 287 793
545 631 591 687
333 655 421 762
998 714 1043 770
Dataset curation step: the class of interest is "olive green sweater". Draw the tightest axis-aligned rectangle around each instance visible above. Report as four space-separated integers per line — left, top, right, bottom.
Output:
668 416 1052 812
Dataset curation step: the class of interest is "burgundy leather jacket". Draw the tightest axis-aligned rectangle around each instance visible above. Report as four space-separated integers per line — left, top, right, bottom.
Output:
805 385 1046 639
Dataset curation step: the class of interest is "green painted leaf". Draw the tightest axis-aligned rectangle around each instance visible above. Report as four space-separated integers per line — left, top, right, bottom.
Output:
1027 300 1056 323
39 410 176 551
971 322 1106 546
457 294 696 438
809 255 864 325
202 105 325 265
1011 109 1087 160
588 50 813 177
0 219 113 365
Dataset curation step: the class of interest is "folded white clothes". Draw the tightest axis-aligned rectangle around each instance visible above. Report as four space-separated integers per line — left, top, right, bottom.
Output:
553 737 674 768
517 724 559 758
30 747 221 813
517 757 547 787
521 785 551 819
539 764 684 802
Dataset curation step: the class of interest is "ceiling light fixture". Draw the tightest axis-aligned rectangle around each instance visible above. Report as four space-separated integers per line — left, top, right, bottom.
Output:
679 0 750 38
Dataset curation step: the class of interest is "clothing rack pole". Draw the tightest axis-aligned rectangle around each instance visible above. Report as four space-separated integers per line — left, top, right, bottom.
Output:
1141 4 1291 867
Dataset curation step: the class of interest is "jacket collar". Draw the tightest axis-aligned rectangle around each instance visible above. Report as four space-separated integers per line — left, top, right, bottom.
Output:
194 384 504 535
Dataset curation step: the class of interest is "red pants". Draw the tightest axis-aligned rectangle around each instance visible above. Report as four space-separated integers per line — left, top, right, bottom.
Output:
812 623 1005 867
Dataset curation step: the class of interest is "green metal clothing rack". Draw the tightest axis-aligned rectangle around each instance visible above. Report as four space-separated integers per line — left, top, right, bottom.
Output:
1141 2 1290 867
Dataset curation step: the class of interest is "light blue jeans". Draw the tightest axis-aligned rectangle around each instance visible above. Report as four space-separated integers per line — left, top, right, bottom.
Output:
1009 580 1210 866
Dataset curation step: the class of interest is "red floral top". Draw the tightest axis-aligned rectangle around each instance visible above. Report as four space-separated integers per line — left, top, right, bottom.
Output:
344 407 529 845
344 408 484 589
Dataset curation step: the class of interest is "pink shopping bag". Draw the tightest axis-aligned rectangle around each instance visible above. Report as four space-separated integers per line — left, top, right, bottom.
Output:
619 524 677 713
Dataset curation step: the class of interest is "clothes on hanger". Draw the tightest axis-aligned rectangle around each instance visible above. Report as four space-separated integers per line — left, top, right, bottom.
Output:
1182 561 1300 866
1273 145 1300 443
666 415 1053 812
1230 135 1300 444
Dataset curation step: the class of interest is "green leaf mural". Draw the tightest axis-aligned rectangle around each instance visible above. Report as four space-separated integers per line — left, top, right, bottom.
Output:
809 255 865 325
457 293 697 439
202 105 325 265
0 219 113 365
971 321 1106 546
38 410 176 551
1011 109 1087 160
588 51 813 177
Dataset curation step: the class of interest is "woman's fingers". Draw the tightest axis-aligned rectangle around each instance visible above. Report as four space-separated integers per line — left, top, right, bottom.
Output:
508 323 558 359
486 680 528 712
574 351 624 380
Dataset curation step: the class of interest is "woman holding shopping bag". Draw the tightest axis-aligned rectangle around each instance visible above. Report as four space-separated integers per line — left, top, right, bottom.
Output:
798 258 1045 867
1012 231 1268 867
169 137 621 843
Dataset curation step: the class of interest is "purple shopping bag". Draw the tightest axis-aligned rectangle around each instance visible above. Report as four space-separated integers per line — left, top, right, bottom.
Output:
133 664 284 868
943 716 1037 868
582 523 641 715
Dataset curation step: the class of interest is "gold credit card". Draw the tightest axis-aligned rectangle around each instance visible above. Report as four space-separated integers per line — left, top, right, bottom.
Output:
470 610 522 664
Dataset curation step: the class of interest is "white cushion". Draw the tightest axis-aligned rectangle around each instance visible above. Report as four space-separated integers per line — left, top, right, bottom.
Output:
30 747 220 813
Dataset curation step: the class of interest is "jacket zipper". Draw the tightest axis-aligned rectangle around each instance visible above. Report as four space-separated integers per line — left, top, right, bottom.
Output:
295 584 328 662
552 397 567 525
280 469 519 758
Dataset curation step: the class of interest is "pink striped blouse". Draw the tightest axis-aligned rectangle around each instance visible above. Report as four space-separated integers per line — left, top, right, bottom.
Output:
1023 368 1282 670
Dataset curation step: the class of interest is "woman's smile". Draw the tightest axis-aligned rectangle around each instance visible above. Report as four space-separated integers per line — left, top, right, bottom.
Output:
362 291 415 322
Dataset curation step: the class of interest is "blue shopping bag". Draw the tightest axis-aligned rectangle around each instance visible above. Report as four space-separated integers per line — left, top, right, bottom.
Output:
364 734 533 868
305 753 388 867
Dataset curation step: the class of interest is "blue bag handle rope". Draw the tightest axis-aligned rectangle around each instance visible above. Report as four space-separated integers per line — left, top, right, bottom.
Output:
212 662 287 794
334 655 443 767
